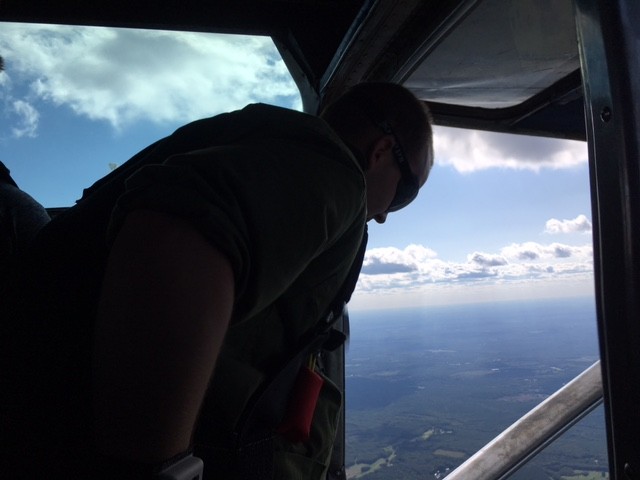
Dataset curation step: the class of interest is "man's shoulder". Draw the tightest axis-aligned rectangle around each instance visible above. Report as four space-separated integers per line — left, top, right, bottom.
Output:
188 103 323 140
241 102 303 115
239 104 356 162
171 103 362 175
239 103 319 127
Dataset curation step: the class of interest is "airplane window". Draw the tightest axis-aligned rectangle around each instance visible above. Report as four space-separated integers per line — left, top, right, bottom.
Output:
0 22 301 207
347 126 608 478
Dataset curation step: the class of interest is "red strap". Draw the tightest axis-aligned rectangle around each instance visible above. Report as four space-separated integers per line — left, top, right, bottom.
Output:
277 366 324 443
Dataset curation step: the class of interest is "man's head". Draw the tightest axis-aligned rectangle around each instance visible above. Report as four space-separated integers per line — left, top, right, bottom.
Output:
321 83 433 223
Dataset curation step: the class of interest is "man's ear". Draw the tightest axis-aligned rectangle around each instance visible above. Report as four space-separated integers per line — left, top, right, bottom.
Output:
366 135 394 170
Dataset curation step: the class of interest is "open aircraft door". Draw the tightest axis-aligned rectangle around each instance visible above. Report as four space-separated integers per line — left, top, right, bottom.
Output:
1 0 639 477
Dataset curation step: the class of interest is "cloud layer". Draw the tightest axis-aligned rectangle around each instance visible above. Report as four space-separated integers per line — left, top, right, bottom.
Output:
0 23 300 135
434 126 587 172
355 215 594 306
358 241 592 292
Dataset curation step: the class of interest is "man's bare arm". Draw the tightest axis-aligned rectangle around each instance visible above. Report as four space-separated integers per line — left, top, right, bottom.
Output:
92 209 234 464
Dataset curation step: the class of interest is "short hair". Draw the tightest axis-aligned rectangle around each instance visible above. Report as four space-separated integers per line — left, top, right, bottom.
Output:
321 83 433 172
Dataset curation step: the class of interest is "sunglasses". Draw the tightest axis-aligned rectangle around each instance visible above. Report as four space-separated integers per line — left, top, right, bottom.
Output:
377 122 420 212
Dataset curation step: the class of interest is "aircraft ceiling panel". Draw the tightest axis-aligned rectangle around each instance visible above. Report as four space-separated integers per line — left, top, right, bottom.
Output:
404 0 580 108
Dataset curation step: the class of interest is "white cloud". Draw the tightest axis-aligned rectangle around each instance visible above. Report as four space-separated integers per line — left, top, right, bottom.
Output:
11 99 40 137
545 214 592 234
434 126 587 173
0 23 301 130
468 252 508 267
355 241 593 303
362 244 438 275
500 241 592 261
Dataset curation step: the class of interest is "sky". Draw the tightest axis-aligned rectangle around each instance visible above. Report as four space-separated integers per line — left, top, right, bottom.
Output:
0 22 595 311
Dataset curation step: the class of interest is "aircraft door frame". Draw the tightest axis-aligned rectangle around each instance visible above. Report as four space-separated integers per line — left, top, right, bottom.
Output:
575 0 640 478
